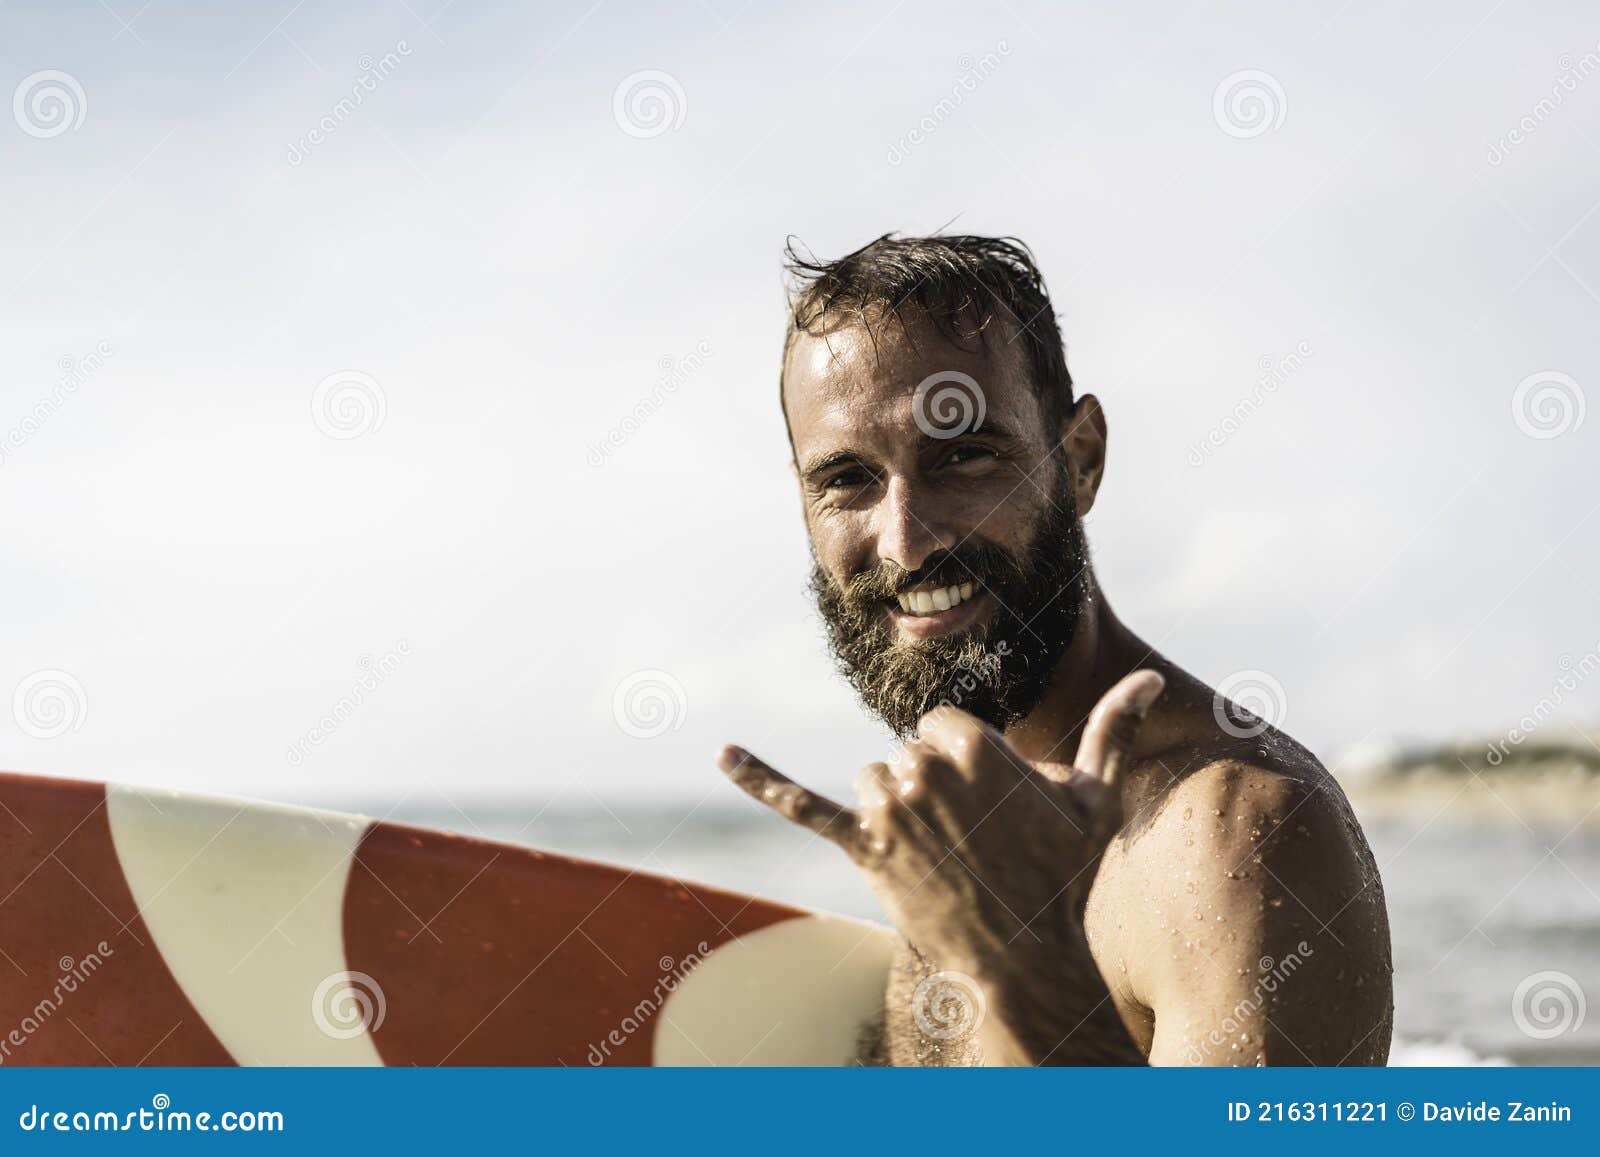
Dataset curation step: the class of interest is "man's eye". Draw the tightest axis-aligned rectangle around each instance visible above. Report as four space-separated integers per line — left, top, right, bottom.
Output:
946 444 996 466
824 467 874 490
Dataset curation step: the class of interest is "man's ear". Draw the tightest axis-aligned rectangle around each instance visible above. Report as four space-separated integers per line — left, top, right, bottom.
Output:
1060 394 1108 517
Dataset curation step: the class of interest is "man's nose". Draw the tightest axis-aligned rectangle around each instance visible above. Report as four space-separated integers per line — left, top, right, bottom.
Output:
874 476 959 574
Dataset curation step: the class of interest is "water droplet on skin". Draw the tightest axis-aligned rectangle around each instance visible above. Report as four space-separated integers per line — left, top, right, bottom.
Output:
1230 1042 1240 1051
1183 805 1193 820
1215 915 1226 922
1212 808 1222 816
1185 881 1197 893
1268 897 1284 908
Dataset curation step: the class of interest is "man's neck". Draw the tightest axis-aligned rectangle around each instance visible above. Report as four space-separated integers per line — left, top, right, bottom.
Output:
1001 585 1154 778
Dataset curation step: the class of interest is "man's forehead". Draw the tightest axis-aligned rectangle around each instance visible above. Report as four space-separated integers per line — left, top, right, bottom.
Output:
782 317 1038 442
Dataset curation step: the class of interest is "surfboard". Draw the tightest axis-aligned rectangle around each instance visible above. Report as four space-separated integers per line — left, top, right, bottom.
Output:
0 770 895 1066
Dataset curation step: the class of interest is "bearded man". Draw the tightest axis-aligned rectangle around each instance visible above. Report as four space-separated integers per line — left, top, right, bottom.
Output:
716 233 1393 1066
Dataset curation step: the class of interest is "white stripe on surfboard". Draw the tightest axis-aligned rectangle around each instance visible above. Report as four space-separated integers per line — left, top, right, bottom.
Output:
106 785 381 1066
653 915 895 1066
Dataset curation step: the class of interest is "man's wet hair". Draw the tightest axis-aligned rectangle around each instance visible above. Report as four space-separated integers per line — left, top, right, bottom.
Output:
780 232 1074 424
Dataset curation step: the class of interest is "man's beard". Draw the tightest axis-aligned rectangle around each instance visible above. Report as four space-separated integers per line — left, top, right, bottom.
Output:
810 479 1090 737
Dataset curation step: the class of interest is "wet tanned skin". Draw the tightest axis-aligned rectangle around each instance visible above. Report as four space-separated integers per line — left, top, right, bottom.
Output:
718 312 1393 1066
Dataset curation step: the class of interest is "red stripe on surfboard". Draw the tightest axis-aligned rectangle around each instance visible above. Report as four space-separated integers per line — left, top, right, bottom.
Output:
345 821 804 1065
0 774 233 1066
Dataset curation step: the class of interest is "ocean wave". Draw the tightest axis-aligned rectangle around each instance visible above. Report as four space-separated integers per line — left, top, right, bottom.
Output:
1389 1036 1509 1066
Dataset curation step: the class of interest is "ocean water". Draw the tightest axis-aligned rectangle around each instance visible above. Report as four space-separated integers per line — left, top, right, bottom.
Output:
370 780 1600 1067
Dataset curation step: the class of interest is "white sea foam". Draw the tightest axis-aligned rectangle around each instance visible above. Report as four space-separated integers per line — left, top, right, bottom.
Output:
1389 1036 1509 1066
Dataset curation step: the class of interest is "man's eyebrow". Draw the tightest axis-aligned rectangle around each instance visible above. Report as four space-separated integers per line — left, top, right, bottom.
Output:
925 420 1022 447
801 423 1025 477
800 449 865 479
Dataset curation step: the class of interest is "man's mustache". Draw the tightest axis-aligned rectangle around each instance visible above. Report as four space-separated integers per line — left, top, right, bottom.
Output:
838 547 1015 606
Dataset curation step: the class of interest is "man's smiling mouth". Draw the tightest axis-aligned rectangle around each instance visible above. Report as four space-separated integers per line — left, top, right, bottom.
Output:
894 581 976 616
888 580 988 639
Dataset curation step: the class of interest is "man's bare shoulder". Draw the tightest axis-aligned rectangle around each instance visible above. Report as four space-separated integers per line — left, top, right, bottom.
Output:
1113 727 1385 932
1109 659 1370 870
1089 727 1394 1063
1131 734 1357 849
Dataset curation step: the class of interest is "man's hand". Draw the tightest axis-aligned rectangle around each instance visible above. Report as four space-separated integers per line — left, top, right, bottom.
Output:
716 669 1165 1064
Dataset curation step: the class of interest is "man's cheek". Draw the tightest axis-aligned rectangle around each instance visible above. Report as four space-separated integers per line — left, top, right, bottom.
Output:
952 483 1033 534
812 530 865 586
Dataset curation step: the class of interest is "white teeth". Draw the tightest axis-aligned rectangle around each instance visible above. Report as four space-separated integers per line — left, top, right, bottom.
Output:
895 582 980 617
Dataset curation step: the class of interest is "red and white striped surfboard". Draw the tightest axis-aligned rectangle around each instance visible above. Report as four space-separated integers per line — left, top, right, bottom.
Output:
0 771 893 1066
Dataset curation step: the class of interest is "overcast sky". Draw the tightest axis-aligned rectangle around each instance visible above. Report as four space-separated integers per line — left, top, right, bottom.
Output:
2 0 1597 813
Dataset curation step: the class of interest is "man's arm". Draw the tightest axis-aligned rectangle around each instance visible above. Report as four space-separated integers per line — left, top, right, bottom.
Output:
962 921 1145 1065
1122 760 1394 1065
